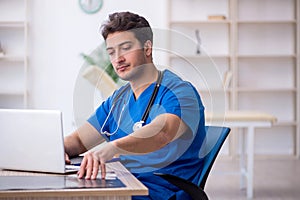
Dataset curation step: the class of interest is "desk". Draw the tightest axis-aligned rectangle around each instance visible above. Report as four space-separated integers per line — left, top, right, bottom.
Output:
0 161 148 200
206 111 277 199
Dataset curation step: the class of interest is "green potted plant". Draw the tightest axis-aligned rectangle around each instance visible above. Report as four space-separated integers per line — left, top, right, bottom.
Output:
80 43 123 98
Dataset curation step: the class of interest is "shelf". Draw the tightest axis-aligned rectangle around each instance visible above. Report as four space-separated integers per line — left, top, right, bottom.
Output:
237 0 296 22
168 0 299 157
170 0 229 23
170 22 230 56
238 23 296 56
237 20 297 24
0 21 26 28
170 54 231 59
0 55 26 62
274 121 299 127
237 88 297 93
0 88 25 96
170 20 231 26
237 54 297 59
198 88 232 93
0 0 27 108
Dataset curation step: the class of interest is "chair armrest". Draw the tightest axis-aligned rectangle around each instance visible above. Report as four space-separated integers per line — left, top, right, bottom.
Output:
153 172 208 200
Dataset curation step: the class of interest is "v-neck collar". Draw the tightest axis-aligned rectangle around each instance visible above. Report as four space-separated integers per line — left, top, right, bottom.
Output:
131 82 156 102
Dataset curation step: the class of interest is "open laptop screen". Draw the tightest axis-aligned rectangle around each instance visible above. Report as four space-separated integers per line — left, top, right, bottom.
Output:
0 109 67 173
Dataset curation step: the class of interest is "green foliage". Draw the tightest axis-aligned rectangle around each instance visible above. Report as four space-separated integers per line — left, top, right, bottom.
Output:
80 44 119 83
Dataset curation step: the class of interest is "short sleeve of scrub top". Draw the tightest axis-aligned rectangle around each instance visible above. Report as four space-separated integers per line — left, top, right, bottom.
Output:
87 70 205 171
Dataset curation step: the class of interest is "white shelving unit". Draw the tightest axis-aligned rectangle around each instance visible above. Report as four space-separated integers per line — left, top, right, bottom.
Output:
167 0 300 157
236 0 299 157
0 0 28 108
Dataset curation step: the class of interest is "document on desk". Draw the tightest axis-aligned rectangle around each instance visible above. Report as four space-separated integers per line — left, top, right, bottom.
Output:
0 175 125 191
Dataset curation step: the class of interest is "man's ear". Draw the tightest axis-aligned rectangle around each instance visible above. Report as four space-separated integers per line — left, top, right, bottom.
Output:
144 40 152 56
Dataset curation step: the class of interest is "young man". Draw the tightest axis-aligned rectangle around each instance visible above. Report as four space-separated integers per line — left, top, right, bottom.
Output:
64 12 206 200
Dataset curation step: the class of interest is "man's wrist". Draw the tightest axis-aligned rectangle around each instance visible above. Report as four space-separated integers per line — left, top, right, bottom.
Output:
110 139 126 155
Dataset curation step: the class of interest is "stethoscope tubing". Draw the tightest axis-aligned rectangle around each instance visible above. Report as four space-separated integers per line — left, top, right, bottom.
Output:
100 70 163 136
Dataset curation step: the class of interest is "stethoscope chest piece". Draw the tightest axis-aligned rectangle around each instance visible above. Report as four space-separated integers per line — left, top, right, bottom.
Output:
133 121 144 132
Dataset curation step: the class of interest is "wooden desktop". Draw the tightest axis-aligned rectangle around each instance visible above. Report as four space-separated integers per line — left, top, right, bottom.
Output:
0 161 148 200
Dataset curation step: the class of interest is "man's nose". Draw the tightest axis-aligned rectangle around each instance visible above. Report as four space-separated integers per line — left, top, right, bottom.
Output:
115 51 125 63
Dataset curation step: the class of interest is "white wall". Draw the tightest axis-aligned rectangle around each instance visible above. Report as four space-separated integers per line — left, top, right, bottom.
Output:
27 0 168 134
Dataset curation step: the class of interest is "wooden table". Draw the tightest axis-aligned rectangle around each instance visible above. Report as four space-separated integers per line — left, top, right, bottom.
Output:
0 162 148 200
206 110 277 199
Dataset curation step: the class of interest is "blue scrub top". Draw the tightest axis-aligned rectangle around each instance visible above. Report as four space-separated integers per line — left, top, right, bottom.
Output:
88 69 206 200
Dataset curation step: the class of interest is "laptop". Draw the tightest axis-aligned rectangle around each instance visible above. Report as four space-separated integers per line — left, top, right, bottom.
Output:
0 109 78 174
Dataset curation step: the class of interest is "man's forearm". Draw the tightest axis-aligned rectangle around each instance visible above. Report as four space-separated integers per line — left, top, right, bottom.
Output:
64 132 88 158
113 114 186 154
64 122 106 157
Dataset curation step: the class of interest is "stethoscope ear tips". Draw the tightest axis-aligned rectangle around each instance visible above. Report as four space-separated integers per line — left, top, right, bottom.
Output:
133 121 144 132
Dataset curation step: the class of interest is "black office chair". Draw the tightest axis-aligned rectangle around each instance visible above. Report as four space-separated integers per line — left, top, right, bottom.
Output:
154 126 231 200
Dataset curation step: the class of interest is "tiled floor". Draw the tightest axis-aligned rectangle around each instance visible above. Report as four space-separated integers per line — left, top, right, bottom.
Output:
205 158 300 200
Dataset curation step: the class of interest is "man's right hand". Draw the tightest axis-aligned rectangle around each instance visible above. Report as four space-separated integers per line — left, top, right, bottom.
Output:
65 153 71 164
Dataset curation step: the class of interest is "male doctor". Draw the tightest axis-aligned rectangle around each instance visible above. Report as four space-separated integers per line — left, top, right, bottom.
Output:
64 11 206 200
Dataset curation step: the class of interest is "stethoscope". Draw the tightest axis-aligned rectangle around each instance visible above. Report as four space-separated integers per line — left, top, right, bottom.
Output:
100 70 163 136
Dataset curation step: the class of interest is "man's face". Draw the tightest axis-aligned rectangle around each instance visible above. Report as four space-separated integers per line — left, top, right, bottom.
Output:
106 31 149 81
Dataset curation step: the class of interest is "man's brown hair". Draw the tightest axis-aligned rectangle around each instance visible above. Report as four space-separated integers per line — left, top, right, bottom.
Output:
101 11 153 46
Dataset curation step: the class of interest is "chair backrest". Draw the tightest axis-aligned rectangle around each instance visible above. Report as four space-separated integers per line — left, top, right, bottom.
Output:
198 126 231 189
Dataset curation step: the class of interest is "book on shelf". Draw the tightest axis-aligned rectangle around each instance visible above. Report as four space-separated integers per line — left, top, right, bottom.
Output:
207 15 226 20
